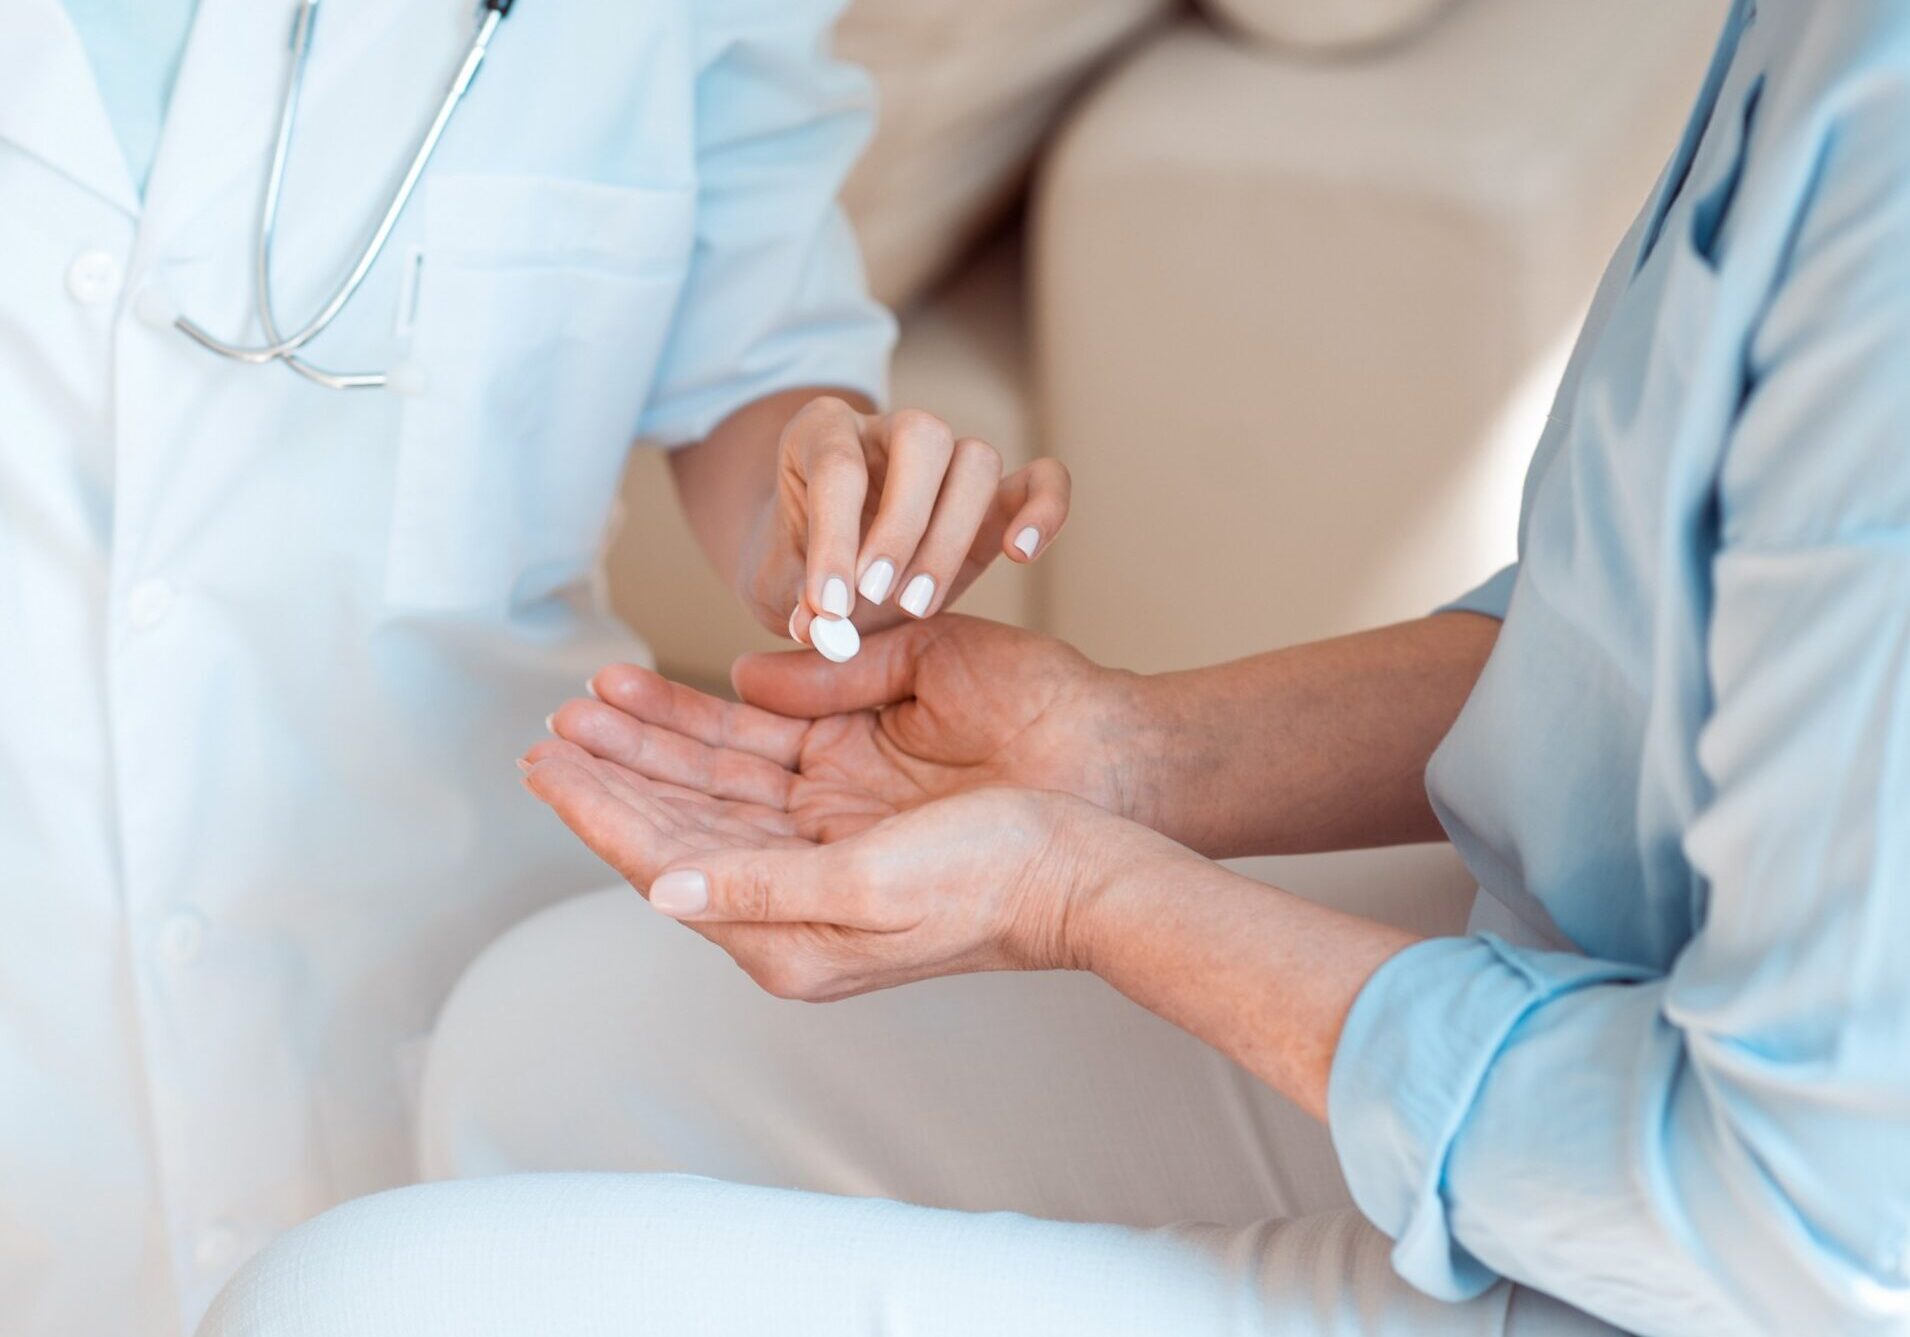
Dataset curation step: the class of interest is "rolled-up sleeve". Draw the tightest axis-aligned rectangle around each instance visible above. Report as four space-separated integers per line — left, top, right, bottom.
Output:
1332 535 1910 1334
1333 77 1910 1337
638 0 896 447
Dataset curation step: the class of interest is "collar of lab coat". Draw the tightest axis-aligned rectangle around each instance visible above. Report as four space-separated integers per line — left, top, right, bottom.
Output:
1 0 410 254
0 0 139 214
145 0 413 265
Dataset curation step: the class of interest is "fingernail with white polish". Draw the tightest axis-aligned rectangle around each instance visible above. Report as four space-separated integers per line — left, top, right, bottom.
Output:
809 615 861 664
1014 526 1040 559
858 558 895 605
821 576 851 618
788 605 808 644
585 677 600 699
649 870 709 917
900 574 935 618
544 713 557 733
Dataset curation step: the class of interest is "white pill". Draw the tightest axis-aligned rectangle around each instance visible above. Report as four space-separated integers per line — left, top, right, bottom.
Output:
809 615 860 663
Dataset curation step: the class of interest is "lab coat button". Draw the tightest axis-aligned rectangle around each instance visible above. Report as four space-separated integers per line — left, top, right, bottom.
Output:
157 910 207 966
194 1223 241 1272
66 249 122 306
127 579 175 631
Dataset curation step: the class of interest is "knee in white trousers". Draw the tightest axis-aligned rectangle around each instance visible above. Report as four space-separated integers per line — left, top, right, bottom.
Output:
197 1174 1614 1337
415 884 1352 1225
216 854 1611 1337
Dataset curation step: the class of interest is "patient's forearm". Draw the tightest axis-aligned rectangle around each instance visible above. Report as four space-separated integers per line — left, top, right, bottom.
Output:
1076 839 1418 1122
1123 613 1498 859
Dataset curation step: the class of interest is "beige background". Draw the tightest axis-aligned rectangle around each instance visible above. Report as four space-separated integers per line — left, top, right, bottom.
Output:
607 0 1726 685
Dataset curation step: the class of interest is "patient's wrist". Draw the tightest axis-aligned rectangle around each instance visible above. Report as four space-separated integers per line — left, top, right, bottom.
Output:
1055 814 1190 973
1087 667 1168 828
1066 832 1224 980
1112 670 1237 851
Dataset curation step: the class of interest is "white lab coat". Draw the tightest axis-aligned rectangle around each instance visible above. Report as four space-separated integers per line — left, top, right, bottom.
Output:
0 0 892 1332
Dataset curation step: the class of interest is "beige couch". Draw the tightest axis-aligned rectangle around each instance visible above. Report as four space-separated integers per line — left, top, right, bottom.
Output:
609 0 1727 682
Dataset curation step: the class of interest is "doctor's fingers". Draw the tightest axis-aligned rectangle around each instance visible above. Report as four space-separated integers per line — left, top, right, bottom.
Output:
891 438 1003 620
850 410 957 607
588 661 807 769
785 397 872 622
547 698 797 811
913 458 1072 612
994 458 1071 564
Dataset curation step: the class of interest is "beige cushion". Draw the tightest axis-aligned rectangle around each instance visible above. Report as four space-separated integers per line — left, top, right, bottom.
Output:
1032 0 1728 671
1198 0 1461 53
837 0 1172 308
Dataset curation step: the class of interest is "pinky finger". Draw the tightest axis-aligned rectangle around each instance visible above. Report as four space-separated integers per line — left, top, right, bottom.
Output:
998 458 1071 562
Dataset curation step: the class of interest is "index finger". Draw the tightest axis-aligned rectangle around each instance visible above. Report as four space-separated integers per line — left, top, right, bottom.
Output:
591 662 808 768
522 755 695 888
786 397 870 621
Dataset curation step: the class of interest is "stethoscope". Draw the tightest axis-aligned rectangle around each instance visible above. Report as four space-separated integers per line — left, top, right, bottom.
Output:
172 0 515 390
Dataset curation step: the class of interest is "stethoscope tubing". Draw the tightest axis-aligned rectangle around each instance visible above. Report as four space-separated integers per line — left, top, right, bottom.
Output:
172 0 508 389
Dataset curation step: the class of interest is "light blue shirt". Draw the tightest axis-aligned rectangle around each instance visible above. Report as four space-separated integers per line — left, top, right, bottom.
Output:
1328 4 1910 1334
61 0 199 193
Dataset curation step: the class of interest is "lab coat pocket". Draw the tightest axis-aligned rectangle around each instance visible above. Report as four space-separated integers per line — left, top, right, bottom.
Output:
384 173 695 612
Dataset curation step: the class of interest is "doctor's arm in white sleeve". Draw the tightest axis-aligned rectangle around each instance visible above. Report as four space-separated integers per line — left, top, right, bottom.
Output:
1329 122 1910 1337
650 0 1069 646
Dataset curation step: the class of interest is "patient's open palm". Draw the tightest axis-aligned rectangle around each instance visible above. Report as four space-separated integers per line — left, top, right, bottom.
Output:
536 616 1132 845
521 732 814 891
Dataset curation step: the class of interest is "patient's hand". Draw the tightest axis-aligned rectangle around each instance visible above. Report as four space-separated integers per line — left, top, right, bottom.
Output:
538 616 1145 843
523 681 1414 1120
520 744 1164 998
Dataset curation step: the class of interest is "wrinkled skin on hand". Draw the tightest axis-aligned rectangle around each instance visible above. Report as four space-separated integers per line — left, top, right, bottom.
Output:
539 615 1141 844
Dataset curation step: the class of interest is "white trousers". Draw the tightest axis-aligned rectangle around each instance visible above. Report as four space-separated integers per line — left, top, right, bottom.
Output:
199 847 1622 1336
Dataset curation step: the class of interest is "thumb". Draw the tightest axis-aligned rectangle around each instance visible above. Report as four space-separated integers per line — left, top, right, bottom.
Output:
732 617 944 718
646 843 862 926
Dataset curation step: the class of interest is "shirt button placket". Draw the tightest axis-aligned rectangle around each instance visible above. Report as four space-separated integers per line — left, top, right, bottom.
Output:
110 239 233 1333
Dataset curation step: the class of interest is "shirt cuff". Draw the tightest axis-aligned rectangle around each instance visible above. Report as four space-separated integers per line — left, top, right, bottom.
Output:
637 339 894 451
1437 563 1518 620
1326 934 1644 1300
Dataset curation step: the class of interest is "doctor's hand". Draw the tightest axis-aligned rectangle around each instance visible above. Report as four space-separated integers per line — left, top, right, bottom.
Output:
542 616 1154 843
718 395 1070 653
519 752 1159 998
